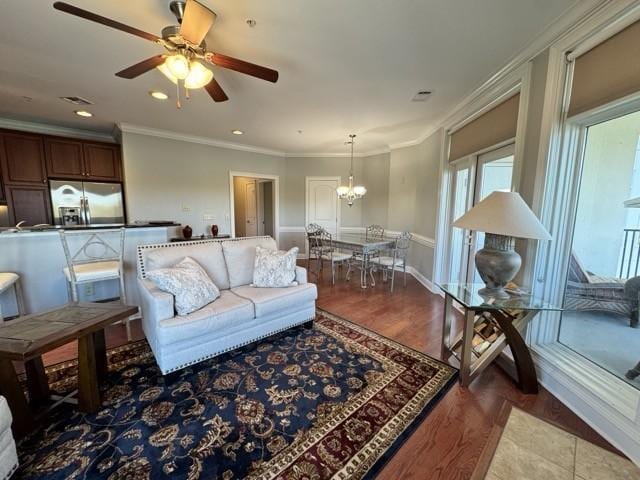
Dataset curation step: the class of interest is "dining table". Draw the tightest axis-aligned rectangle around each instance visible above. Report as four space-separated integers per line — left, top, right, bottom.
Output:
329 233 396 289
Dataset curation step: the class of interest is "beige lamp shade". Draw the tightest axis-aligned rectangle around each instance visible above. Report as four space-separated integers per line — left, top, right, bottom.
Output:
452 191 551 240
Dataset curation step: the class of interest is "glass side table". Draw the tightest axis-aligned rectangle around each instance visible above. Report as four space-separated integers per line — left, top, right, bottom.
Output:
438 283 562 394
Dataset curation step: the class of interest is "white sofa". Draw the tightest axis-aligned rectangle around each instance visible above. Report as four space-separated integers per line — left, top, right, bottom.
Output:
0 396 17 480
136 236 317 374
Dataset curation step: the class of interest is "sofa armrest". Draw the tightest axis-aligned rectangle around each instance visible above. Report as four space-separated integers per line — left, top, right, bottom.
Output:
295 266 308 284
137 278 175 324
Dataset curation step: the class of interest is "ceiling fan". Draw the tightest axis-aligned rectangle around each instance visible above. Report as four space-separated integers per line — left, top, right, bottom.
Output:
52 1 279 106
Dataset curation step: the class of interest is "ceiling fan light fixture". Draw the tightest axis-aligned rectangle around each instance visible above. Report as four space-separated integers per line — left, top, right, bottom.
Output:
164 54 190 80
184 60 213 89
157 62 178 85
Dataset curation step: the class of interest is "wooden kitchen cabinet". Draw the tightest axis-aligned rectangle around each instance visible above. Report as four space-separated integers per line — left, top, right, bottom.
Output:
44 138 85 179
45 138 121 181
0 132 47 185
83 143 121 181
5 185 52 225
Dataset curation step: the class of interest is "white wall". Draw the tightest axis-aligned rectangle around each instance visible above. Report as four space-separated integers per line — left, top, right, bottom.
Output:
121 130 442 283
121 132 286 238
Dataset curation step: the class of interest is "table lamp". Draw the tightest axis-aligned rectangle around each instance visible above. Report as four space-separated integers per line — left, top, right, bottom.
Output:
452 191 551 299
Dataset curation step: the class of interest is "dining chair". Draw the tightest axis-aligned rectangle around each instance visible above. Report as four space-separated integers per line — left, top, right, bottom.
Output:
371 231 412 292
59 228 132 340
365 224 385 241
317 230 352 284
305 223 326 272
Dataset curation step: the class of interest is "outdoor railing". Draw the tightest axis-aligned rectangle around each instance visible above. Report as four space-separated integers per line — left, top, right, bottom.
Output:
619 228 640 278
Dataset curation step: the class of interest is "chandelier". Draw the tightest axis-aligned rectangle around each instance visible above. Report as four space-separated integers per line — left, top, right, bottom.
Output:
337 134 366 206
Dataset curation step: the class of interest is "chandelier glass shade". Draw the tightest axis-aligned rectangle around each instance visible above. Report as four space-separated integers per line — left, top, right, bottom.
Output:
337 134 366 206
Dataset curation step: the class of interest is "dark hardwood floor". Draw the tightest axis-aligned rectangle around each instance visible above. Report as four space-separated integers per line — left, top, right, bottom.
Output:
32 264 618 479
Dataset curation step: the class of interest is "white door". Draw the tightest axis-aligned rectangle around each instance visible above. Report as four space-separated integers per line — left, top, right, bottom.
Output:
306 177 340 236
245 181 258 236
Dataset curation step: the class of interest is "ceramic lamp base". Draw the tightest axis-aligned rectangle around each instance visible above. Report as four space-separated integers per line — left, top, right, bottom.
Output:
475 233 521 299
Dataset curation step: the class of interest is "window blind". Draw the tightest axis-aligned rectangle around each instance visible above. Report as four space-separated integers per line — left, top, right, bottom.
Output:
449 94 520 162
569 20 640 117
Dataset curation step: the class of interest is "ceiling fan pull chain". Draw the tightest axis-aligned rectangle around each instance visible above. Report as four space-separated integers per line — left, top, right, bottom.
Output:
176 80 181 109
185 86 190 100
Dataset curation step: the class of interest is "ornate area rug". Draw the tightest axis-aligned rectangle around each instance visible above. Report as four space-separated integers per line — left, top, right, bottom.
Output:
17 310 457 480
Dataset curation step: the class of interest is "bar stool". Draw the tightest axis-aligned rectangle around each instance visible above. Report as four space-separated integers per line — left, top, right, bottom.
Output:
0 273 26 322
59 228 131 340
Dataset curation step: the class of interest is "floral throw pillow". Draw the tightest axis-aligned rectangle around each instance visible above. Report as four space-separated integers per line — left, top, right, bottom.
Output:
147 257 220 316
252 246 299 288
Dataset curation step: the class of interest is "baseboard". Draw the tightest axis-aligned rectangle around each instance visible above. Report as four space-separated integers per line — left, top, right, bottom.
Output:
406 266 437 294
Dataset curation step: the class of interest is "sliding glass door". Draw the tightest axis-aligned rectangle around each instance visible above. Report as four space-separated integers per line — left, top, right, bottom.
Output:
446 144 515 284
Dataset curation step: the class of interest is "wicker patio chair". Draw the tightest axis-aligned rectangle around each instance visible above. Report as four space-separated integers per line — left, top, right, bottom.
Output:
564 252 638 328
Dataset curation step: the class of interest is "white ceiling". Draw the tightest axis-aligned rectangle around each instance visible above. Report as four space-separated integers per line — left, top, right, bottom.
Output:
0 0 577 154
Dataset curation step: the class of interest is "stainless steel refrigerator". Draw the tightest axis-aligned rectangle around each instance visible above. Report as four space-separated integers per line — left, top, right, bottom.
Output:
49 180 125 226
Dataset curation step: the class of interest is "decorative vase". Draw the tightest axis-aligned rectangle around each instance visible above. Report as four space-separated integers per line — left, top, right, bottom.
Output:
211 224 219 237
182 225 193 239
475 233 521 299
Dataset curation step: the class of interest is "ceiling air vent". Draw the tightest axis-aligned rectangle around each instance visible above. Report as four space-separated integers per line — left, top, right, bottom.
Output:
412 90 432 102
60 96 94 106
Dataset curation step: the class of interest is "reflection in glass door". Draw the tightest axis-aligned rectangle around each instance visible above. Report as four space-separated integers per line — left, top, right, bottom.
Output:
446 144 515 284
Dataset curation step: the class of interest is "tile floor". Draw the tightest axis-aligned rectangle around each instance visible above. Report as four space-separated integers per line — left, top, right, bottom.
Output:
486 408 640 480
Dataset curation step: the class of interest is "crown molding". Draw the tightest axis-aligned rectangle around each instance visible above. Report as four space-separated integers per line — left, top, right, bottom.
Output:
117 123 287 157
0 117 116 143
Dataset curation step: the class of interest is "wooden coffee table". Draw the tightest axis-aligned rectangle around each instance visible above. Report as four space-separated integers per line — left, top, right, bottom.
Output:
0 302 138 439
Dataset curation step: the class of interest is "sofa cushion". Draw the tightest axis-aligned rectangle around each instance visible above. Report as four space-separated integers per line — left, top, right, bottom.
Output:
147 257 220 316
222 237 278 288
253 246 299 287
157 291 254 346
232 283 317 317
145 241 230 290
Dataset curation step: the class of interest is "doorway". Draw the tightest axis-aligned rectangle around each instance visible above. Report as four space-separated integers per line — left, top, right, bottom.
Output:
229 172 278 241
446 143 515 283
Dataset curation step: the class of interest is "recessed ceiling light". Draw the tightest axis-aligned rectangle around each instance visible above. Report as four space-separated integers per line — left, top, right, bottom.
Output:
150 90 169 100
74 110 93 118
232 130 244 135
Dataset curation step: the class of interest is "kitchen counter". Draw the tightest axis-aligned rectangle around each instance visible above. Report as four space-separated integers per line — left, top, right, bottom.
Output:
0 222 179 233
0 225 177 316
0 223 180 239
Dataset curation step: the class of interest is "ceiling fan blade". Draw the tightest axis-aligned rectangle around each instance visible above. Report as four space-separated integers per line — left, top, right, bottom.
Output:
205 53 279 83
204 77 229 102
53 2 160 42
115 55 166 79
180 0 216 46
